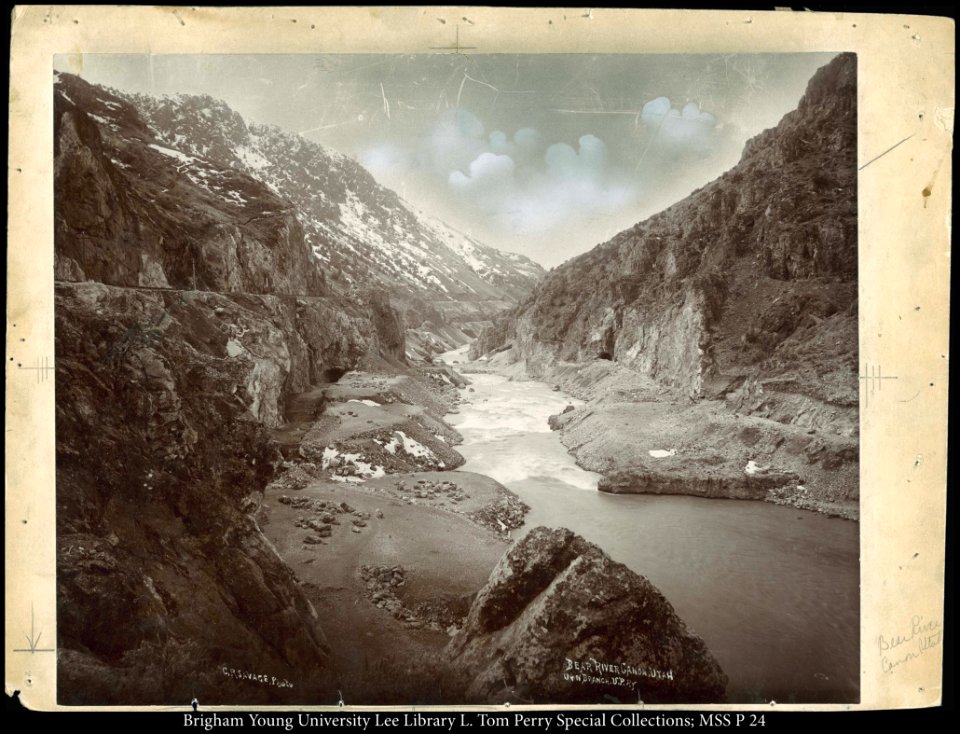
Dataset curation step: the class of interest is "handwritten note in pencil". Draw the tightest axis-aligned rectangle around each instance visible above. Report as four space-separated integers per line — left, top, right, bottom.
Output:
877 615 942 674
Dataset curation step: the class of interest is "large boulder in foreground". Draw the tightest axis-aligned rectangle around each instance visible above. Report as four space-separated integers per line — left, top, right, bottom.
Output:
445 527 727 703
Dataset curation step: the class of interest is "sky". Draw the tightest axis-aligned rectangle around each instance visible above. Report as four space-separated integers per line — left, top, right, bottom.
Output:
57 53 838 267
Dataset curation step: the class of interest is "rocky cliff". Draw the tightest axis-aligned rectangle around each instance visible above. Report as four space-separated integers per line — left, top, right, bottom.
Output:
445 527 727 703
473 54 858 516
54 73 411 703
480 53 856 410
95 75 544 354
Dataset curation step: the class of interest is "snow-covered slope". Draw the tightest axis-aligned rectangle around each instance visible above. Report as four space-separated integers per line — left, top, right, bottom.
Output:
53 72 545 357
124 88 545 309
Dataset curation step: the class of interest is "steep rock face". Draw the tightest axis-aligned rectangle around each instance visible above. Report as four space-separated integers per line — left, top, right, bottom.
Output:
598 465 799 500
55 71 544 358
54 77 324 297
482 54 857 421
56 283 384 701
53 74 407 702
445 527 727 703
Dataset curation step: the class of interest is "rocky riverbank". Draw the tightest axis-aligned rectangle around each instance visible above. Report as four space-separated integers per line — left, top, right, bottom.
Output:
462 354 857 520
469 54 859 521
254 363 735 704
249 366 533 702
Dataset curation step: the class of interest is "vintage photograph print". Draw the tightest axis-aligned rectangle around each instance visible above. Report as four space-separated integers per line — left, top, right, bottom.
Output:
52 51 859 706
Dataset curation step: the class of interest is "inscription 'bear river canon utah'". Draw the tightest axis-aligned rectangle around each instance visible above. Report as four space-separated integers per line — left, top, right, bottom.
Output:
877 615 943 674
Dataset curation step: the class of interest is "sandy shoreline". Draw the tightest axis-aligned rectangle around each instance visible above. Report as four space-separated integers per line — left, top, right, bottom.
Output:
257 365 528 702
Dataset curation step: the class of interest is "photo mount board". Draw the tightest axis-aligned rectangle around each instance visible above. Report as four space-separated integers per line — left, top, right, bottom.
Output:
6 5 953 712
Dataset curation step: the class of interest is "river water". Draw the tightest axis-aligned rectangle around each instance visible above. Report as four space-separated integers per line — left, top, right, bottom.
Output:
443 365 859 703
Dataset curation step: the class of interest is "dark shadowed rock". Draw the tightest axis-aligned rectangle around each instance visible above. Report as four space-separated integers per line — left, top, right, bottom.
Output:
445 527 727 703
52 73 401 703
598 466 800 499
547 405 577 431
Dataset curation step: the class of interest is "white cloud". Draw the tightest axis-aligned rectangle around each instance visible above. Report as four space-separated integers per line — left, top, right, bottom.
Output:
447 128 634 239
358 109 655 262
545 134 607 180
448 151 516 191
418 108 487 174
641 96 718 155
358 143 408 178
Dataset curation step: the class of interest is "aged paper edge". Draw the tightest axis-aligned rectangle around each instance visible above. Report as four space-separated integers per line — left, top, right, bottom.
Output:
6 5 954 713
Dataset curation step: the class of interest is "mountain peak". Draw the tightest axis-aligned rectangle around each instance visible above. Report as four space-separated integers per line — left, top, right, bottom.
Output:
54 71 545 359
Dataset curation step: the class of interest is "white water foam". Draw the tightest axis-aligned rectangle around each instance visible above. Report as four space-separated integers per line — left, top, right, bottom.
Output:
447 373 601 492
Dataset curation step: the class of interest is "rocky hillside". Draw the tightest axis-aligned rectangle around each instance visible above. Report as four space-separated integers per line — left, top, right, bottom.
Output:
54 72 544 356
479 53 857 424
473 54 858 517
54 72 415 702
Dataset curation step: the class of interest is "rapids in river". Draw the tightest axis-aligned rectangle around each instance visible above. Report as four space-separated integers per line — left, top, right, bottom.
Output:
441 357 859 703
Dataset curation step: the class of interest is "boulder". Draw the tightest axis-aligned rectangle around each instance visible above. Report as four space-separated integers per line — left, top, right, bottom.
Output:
445 527 727 703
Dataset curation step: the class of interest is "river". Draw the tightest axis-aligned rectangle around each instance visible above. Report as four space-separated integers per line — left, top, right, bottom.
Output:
442 362 859 703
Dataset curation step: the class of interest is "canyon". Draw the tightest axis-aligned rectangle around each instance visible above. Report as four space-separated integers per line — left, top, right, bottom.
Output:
472 53 859 520
53 53 859 706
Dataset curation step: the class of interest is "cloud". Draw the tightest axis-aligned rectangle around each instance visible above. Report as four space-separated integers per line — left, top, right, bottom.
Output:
486 127 544 164
448 152 516 196
447 127 634 238
545 134 606 180
488 130 511 155
640 97 718 156
513 127 543 159
357 108 642 260
358 143 408 178
417 108 487 174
